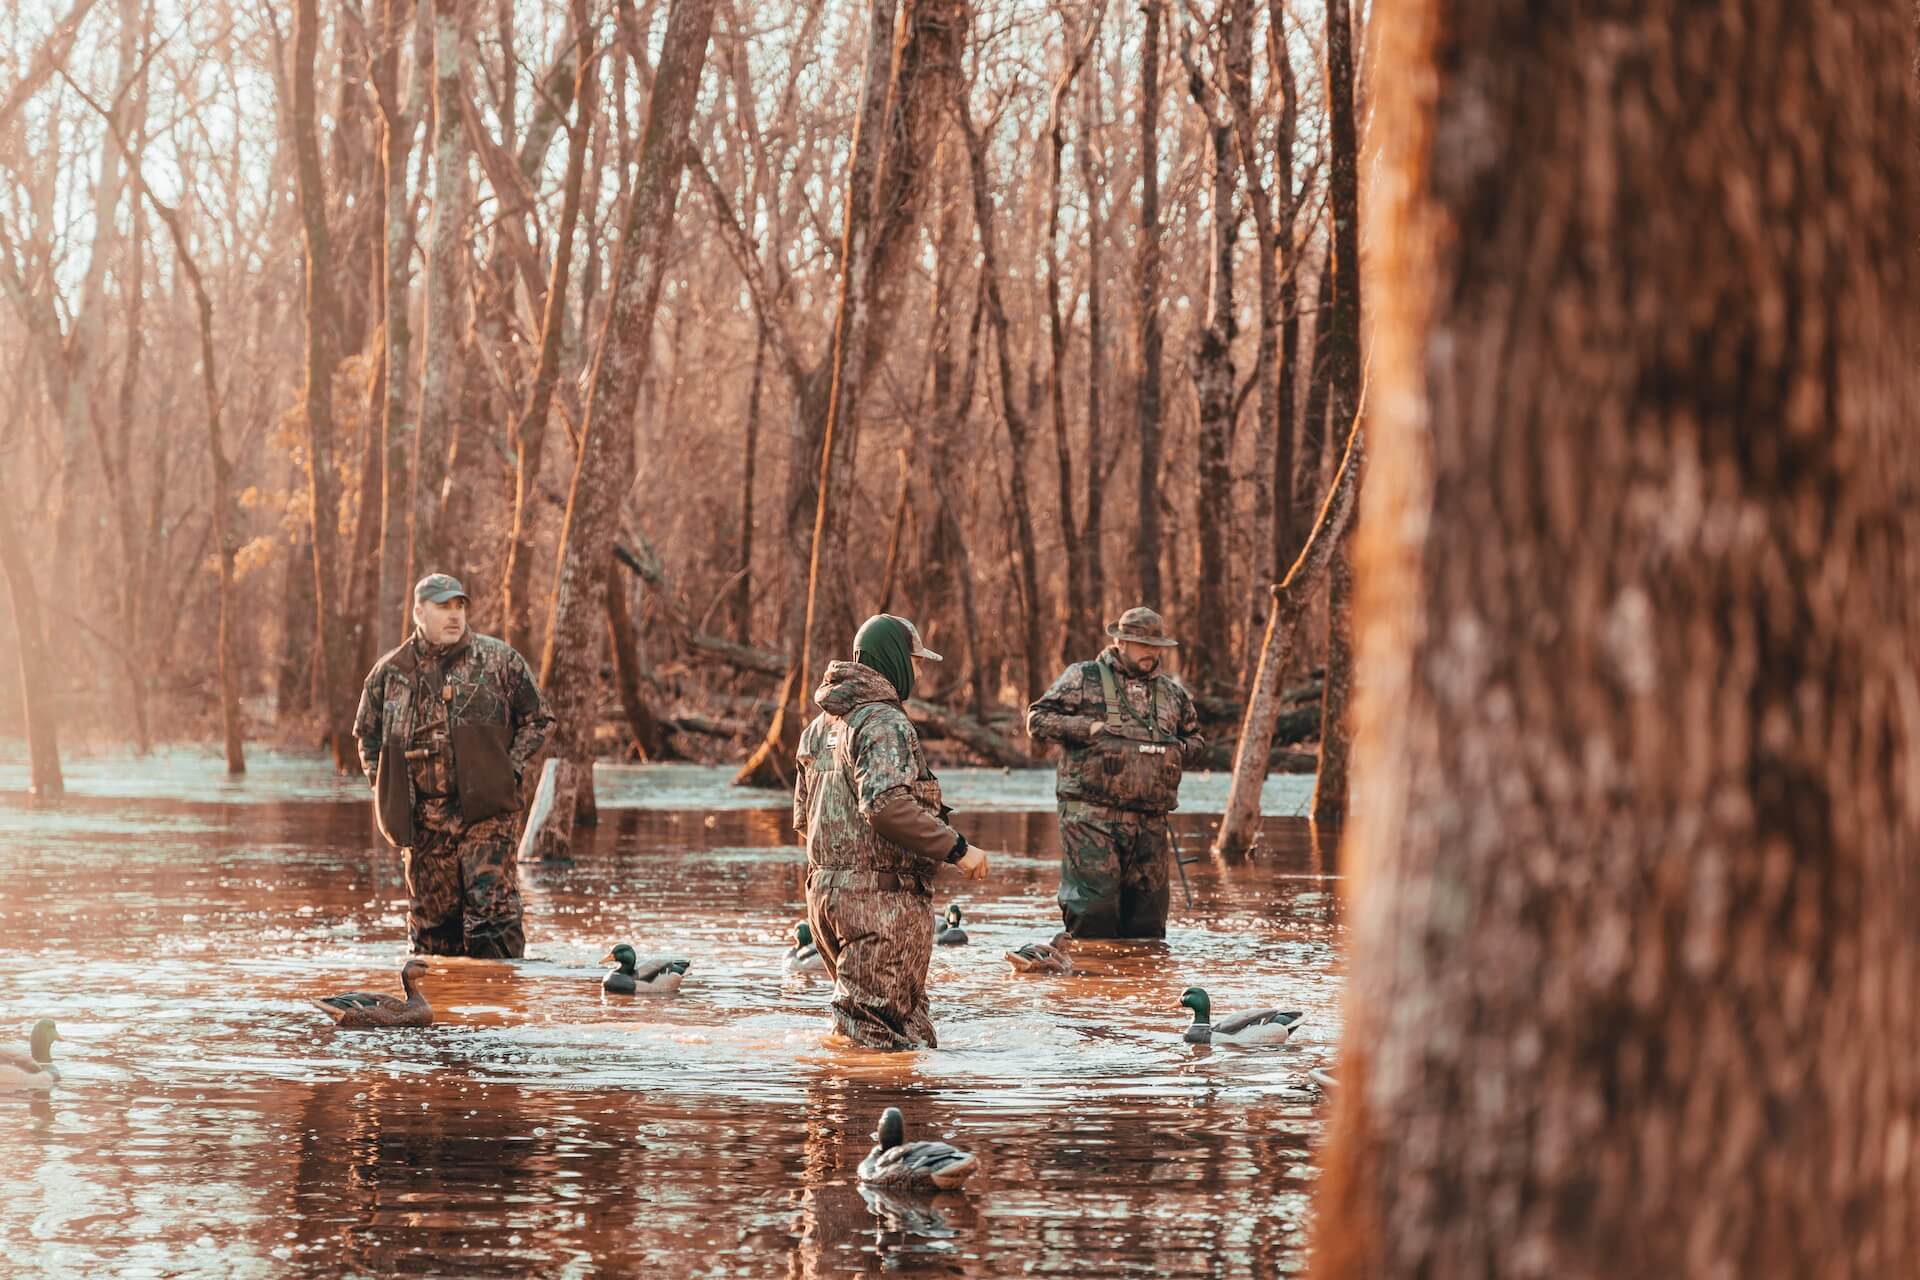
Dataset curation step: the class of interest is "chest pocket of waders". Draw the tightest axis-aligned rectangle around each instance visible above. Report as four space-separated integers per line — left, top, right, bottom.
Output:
1089 663 1184 812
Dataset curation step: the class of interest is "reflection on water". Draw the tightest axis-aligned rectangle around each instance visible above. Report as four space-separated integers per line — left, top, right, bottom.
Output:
0 758 1340 1276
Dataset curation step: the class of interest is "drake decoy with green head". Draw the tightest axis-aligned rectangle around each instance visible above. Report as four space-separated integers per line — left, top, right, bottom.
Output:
1004 932 1073 974
934 905 968 946
0 1019 62 1089
1179 987 1302 1046
857 1106 977 1191
601 944 691 994
315 959 433 1029
783 922 826 974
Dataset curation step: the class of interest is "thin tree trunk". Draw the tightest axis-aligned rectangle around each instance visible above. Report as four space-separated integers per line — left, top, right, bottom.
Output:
1317 3 1920 1271
603 552 673 760
375 0 431 653
1292 247 1335 540
731 318 764 643
957 102 1047 705
1132 0 1166 606
291 0 354 769
411 0 474 584
1211 411 1363 858
0 473 64 797
1077 57 1108 653
533 0 717 852
504 0 600 656
1313 0 1363 819
1178 18 1238 694
1047 4 1102 666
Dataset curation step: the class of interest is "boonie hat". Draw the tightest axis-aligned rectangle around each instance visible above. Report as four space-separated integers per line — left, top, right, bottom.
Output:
1106 606 1178 647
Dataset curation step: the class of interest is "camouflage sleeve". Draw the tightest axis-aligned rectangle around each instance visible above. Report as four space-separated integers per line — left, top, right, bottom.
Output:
505 647 555 777
793 721 819 838
850 712 921 817
1026 664 1101 744
1174 684 1205 759
353 667 385 783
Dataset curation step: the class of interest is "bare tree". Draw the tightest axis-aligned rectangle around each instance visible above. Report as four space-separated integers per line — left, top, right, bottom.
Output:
1316 3 1920 1274
532 0 718 849
1131 0 1167 606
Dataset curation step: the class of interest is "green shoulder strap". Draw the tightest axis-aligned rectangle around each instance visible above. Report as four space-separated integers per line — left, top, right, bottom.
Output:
1094 660 1161 740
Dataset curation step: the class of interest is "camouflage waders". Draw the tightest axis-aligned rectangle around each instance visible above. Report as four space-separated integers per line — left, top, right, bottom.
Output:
806 868 937 1050
402 683 525 958
1056 800 1173 939
1026 643 1204 940
793 661 965 1052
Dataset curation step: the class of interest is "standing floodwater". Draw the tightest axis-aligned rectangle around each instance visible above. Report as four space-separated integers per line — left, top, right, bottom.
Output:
0 753 1341 1276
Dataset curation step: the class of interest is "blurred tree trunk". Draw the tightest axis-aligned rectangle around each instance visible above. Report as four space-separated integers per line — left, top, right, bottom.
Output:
1047 4 1101 669
0 476 64 797
291 0 355 770
411 0 475 583
1311 0 1362 824
1212 414 1361 858
374 0 431 653
957 99 1046 705
731 318 765 644
533 0 717 851
1177 14 1238 694
738 0 969 787
604 551 673 760
504 0 600 657
1316 3 1920 1274
1131 0 1166 608
1075 56 1109 655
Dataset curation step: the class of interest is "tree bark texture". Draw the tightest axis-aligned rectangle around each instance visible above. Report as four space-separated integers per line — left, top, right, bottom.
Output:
1131 0 1166 608
1315 4 1920 1276
412 0 475 585
1211 415 1364 858
1310 0 1363 821
504 0 599 658
535 0 717 847
374 0 431 653
1076 59 1109 656
0 476 64 797
291 0 355 769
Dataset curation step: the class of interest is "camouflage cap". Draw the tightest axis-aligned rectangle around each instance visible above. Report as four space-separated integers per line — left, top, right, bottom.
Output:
885 614 943 662
1106 606 1178 647
413 573 469 605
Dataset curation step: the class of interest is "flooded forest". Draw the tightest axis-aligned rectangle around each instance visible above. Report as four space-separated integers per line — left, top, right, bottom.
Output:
4 0 1918 1276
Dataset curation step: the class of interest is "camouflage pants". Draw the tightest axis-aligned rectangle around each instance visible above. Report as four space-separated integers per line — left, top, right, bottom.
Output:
807 870 937 1050
1056 800 1172 939
404 811 525 959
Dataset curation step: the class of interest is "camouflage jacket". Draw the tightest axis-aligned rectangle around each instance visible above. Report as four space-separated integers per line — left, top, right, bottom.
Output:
1026 647 1204 812
354 629 554 846
793 661 955 883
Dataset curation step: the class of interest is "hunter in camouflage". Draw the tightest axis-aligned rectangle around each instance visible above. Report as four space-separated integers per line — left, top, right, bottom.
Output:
793 614 990 1050
1026 607 1204 939
354 573 554 959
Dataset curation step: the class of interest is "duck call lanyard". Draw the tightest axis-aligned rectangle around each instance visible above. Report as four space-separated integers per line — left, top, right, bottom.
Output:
1096 660 1163 744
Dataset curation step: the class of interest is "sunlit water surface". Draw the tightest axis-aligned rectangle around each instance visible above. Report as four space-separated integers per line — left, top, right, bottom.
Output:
0 751 1341 1277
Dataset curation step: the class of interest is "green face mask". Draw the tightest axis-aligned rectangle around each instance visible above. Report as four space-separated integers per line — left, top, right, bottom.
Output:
853 614 915 700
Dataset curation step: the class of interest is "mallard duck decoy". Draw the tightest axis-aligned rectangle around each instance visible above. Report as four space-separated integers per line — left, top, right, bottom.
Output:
0 1019 62 1089
601 944 691 994
1179 987 1302 1046
314 958 433 1029
857 1107 977 1191
783 922 827 974
934 905 968 946
1003 932 1073 975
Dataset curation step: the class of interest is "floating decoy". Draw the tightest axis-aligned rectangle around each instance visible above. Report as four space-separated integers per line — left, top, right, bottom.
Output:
314 959 433 1029
934 905 968 946
783 922 827 974
0 1019 62 1089
602 944 691 994
1179 987 1302 1046
1003 933 1073 975
857 1106 977 1191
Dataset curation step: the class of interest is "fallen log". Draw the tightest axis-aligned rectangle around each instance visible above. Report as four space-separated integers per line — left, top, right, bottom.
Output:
1193 682 1324 725
667 712 755 739
684 631 786 676
905 698 1041 767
